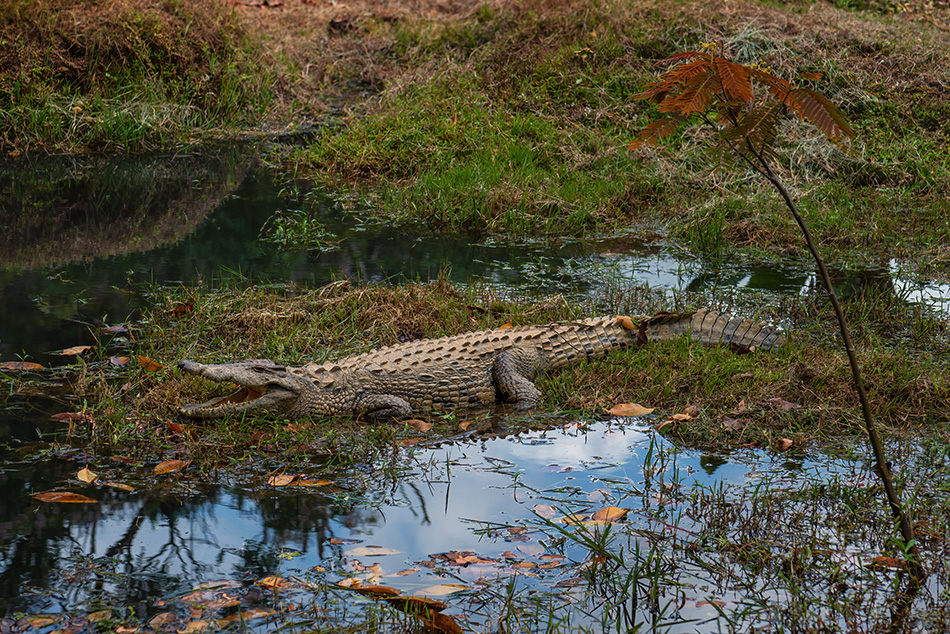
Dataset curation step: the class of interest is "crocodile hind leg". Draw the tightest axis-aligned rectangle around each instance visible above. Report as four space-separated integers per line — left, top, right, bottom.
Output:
354 394 414 422
492 347 543 410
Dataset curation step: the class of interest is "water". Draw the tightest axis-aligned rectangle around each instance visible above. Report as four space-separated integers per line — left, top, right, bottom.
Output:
1 145 946 630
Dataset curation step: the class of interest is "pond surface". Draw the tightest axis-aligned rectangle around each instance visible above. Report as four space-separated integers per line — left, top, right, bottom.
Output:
1 145 947 631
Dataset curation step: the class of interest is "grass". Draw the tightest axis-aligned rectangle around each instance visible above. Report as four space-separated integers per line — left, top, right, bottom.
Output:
0 0 276 152
274 0 950 275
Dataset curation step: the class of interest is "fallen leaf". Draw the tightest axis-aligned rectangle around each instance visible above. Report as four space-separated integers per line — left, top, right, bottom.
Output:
591 506 628 522
384 595 445 612
721 417 744 431
138 355 164 372
533 504 557 518
50 412 92 422
346 546 400 557
866 556 906 571
390 568 421 577
103 481 135 492
400 438 423 446
405 419 432 432
86 612 111 623
56 345 93 356
421 611 464 634
340 581 400 596
33 491 98 504
147 612 178 629
168 302 194 316
26 616 61 628
696 599 726 608
655 419 674 431
176 621 210 634
77 467 98 483
116 627 139 634
606 403 654 417
235 608 273 620
267 474 300 486
511 561 537 569
154 459 189 474
258 576 287 590
0 361 44 371
775 438 794 451
458 420 473 431
101 325 129 335
168 421 186 435
111 356 131 367
554 577 583 588
415 583 469 597
763 397 801 411
671 413 691 422
295 478 332 487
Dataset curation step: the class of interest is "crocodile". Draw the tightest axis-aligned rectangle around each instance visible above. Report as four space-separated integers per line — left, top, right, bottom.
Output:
177 309 785 422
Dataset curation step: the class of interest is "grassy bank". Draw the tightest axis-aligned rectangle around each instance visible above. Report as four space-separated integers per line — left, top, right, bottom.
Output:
0 0 276 152
281 0 950 272
51 277 943 467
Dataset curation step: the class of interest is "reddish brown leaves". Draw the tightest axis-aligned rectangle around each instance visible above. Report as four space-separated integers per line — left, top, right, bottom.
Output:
632 49 854 155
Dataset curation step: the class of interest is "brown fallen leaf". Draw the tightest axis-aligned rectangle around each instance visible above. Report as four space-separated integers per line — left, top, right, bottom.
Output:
267 474 300 487
77 467 98 483
176 621 210 634
591 506 628 522
33 491 98 504
655 419 674 432
866 555 906 571
420 611 464 634
154 459 190 475
1 361 44 371
775 438 794 451
258 576 287 590
405 419 432 432
50 412 93 423
415 583 469 597
168 421 186 435
696 599 726 608
56 345 93 356
763 397 801 411
147 613 178 629
138 355 164 372
346 583 401 597
168 302 194 316
721 417 745 431
682 404 700 417
101 325 130 335
346 546 400 557
103 481 135 492
111 356 131 367
606 402 655 417
532 504 557 518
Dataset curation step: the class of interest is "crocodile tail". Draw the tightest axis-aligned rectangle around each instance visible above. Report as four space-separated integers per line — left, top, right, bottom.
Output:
641 309 786 350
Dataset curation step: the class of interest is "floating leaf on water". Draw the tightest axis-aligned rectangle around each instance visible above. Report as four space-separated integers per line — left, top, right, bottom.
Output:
866 555 906 571
591 506 628 522
77 467 98 483
26 616 62 628
554 577 583 588
351 584 401 597
295 478 332 487
176 620 210 634
258 576 287 590
102 481 135 493
147 612 178 629
267 474 300 486
329 538 361 545
404 419 432 432
33 491 98 504
192 580 242 591
696 599 726 608
101 325 129 335
384 595 445 613
86 612 112 623
236 608 274 620
390 567 421 577
511 561 537 569
154 459 189 475
50 412 92 422
419 612 464 634
414 583 469 597
110 356 131 367
1 361 44 371
606 402 654 417
55 345 93 356
138 355 164 372
532 504 557 518
346 546 400 557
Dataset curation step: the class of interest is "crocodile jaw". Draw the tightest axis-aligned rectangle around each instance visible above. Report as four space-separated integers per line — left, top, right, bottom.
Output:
177 359 303 419
179 385 298 419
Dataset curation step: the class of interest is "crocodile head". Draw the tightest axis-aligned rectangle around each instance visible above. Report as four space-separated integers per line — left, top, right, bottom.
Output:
177 359 314 419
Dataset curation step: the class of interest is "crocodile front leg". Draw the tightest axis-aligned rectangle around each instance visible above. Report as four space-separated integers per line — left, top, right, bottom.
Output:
354 393 414 422
492 347 543 410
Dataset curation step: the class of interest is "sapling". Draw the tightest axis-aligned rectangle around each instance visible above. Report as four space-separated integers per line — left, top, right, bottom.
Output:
630 41 922 577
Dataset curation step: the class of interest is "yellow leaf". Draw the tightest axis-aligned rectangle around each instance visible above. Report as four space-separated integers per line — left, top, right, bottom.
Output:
87 612 111 623
110 356 131 367
154 459 189 474
26 616 61 629
103 481 135 492
138 355 164 372
33 491 98 504
606 403 654 417
295 478 332 487
591 506 628 522
258 576 287 590
77 467 98 483
237 608 275 620
458 420 473 431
